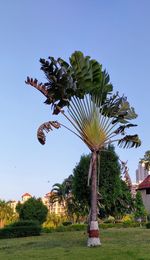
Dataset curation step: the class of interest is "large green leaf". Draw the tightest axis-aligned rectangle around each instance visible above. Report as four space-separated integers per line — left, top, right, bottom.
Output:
26 51 113 114
70 51 113 99
102 93 137 123
118 135 141 148
26 51 141 152
114 124 137 135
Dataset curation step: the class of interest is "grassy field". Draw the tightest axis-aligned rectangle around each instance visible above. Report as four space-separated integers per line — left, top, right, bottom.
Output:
0 228 150 260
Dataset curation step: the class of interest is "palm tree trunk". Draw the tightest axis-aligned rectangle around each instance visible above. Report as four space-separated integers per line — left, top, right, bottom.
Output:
87 151 101 246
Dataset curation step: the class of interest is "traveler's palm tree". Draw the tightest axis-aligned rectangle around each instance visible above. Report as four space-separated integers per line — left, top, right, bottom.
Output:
26 51 141 246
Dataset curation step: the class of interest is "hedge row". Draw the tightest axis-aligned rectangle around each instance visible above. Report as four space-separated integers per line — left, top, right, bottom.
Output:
0 221 146 238
42 222 144 233
0 220 41 239
43 224 86 233
146 222 150 229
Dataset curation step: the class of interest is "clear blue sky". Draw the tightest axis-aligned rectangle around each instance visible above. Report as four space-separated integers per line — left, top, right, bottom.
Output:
0 0 150 201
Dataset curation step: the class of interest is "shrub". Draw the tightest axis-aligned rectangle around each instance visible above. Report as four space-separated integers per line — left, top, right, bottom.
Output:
42 222 144 234
62 221 72 226
146 222 150 229
0 220 41 239
54 224 86 232
147 214 150 221
16 198 48 225
100 223 117 229
67 224 86 231
103 216 115 223
42 227 54 233
122 214 133 224
115 219 123 224
42 224 87 233
134 191 146 219
43 213 67 228
9 220 39 227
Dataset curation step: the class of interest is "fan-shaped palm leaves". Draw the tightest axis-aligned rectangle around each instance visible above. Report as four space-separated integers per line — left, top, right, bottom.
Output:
36 94 141 151
26 51 141 247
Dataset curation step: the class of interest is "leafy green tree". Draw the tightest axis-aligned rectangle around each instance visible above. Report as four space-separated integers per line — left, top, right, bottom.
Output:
72 154 91 208
140 150 150 171
50 182 68 214
134 191 146 220
99 146 133 218
26 51 141 246
113 180 133 218
99 145 121 217
43 212 66 228
51 183 67 205
16 197 48 225
51 176 87 222
0 200 16 228
52 175 73 201
63 175 73 195
72 146 133 218
67 195 88 223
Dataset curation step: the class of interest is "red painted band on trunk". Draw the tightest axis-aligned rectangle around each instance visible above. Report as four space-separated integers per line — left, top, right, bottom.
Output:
88 229 99 237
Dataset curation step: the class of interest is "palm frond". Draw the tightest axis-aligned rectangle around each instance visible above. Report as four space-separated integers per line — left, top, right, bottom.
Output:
68 95 112 150
102 93 138 124
118 135 141 148
37 121 61 145
114 124 137 135
25 77 48 97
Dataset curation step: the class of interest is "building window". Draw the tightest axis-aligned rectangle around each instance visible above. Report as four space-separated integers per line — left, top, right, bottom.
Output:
146 188 150 194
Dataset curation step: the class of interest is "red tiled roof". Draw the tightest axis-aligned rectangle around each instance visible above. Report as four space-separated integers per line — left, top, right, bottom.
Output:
138 175 150 190
22 193 32 198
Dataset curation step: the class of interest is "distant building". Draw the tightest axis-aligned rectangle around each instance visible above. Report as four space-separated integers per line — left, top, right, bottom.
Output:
135 162 150 212
136 163 148 184
137 174 150 213
9 192 65 216
21 193 32 203
42 192 65 215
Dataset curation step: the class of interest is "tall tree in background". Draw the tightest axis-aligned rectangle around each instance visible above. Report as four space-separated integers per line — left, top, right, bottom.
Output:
51 182 68 212
115 180 133 217
52 175 89 222
72 154 91 209
99 145 121 217
140 150 150 171
26 51 141 246
16 197 48 225
0 200 16 228
134 191 146 220
72 146 133 218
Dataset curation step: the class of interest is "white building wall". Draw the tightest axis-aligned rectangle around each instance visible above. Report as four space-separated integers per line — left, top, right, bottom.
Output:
136 163 148 184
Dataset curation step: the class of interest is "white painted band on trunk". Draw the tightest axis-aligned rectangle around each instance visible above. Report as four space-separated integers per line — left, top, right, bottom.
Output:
87 237 101 247
90 221 99 230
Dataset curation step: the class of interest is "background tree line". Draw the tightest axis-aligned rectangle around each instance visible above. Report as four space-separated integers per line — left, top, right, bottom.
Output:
52 145 137 221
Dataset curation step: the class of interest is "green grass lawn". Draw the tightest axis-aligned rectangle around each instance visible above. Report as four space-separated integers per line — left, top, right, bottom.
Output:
0 228 150 260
